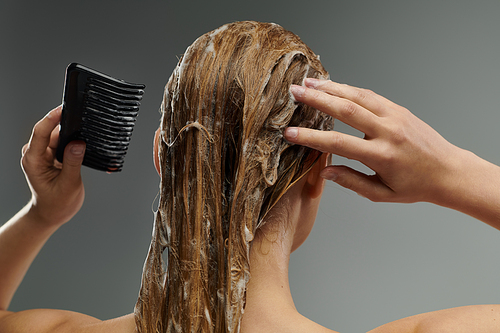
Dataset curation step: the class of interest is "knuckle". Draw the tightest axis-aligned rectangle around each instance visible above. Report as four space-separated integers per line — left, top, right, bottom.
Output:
21 143 29 155
354 88 372 103
308 87 322 101
339 100 358 119
298 129 322 151
20 153 31 171
328 133 345 152
323 79 334 88
31 122 43 139
19 145 41 173
298 87 314 103
362 88 375 96
388 126 407 146
379 146 397 165
336 173 354 191
323 80 338 93
355 89 367 102
376 143 399 167
380 121 408 146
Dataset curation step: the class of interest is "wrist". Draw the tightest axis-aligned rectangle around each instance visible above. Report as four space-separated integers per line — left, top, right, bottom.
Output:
24 199 66 232
429 146 473 207
430 147 500 228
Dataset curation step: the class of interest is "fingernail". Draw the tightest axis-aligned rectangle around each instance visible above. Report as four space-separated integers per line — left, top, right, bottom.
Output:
320 169 338 181
304 77 319 88
284 127 298 140
70 144 85 156
290 85 306 98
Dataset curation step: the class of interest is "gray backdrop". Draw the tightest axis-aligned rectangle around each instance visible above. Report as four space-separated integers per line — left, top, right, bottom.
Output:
2 1 500 332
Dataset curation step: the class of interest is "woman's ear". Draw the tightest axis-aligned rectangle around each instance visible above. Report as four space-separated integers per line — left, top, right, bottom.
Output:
305 153 329 199
153 128 161 175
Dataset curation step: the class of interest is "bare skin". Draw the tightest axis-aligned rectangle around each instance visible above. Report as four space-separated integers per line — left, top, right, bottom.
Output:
0 109 331 333
285 78 500 230
0 106 136 332
2 79 500 332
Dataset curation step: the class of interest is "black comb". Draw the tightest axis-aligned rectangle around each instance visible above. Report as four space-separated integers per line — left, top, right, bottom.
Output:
56 63 145 172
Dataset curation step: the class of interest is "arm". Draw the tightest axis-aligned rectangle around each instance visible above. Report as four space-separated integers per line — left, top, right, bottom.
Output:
0 107 137 333
0 105 85 311
285 78 500 230
286 78 500 332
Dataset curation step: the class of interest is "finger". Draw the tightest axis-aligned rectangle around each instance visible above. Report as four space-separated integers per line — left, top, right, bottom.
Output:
48 125 60 150
320 165 395 202
28 106 62 157
21 143 29 156
60 141 86 181
284 127 376 162
304 78 396 115
290 84 379 136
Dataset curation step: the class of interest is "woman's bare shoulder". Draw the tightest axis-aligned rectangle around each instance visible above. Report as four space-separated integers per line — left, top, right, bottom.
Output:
2 304 500 332
0 309 135 333
368 304 500 333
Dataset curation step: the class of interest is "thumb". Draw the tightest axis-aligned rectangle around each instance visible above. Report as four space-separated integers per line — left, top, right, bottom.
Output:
320 165 394 202
61 141 86 179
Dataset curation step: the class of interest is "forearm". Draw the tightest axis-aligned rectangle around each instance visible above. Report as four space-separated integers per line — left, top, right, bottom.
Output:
0 106 85 311
0 202 61 310
433 147 500 230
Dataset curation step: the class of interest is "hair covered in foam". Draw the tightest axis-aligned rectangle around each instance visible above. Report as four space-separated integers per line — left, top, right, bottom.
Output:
134 21 333 333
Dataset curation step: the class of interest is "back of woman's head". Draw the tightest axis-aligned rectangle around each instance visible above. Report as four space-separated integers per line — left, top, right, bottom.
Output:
135 21 333 333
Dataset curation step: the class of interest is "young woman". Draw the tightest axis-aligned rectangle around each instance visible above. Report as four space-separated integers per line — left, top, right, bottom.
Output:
1 21 499 333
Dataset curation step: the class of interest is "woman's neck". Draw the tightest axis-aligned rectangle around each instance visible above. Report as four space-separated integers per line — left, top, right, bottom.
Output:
240 224 299 331
241 227 336 333
240 171 335 332
248 226 296 306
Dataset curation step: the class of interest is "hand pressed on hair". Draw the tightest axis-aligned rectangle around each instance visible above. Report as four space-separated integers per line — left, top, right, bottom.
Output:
20 105 86 227
284 78 466 205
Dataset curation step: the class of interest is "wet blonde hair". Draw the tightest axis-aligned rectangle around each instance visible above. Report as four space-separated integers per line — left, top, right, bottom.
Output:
135 21 333 333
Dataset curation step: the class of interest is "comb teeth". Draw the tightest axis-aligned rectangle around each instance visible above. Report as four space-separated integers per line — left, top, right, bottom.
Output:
56 63 145 172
